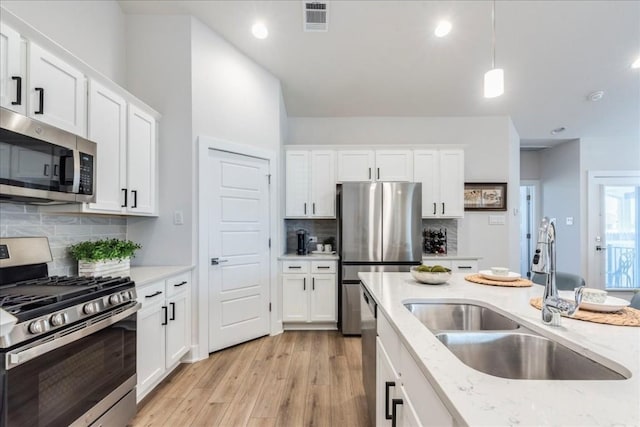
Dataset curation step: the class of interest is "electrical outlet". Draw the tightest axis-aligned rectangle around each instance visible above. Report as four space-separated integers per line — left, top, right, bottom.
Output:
308 236 317 243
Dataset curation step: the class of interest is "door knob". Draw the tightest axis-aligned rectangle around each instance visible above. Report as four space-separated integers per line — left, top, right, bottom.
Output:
211 258 229 265
595 245 606 252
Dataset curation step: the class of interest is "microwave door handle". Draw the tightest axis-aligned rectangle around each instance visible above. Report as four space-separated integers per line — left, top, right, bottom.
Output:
71 148 80 193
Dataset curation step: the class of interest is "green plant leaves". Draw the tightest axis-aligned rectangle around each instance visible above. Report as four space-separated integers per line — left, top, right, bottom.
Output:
68 239 142 262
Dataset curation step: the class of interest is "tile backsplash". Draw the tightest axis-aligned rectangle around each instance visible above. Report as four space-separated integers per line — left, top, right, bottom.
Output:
0 202 127 276
285 219 338 253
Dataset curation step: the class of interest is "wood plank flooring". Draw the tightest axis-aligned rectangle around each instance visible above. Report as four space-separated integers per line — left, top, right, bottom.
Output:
129 331 369 427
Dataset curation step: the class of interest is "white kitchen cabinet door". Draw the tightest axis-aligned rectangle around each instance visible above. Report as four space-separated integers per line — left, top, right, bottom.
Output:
413 150 439 217
337 150 375 182
87 80 126 213
377 337 400 427
439 150 464 218
282 274 309 321
127 103 156 215
375 150 413 182
0 23 25 114
165 290 190 368
310 150 336 217
309 274 336 321
285 150 310 217
398 387 423 427
28 42 86 136
136 303 166 398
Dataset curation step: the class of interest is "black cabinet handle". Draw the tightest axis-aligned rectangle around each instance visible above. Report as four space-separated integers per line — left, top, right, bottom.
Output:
312 277 315 290
368 168 371 180
442 202 445 215
457 266 473 270
433 202 436 215
161 306 168 325
377 168 380 180
131 190 138 208
11 76 21 105
304 202 307 215
145 291 162 299
174 281 187 287
43 164 49 176
35 87 44 114
288 266 302 269
170 302 176 321
312 203 316 214
391 398 403 427
121 188 127 207
385 381 396 420
317 266 330 269
303 277 306 291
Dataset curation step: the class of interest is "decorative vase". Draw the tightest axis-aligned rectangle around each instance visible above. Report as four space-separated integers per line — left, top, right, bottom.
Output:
78 257 131 277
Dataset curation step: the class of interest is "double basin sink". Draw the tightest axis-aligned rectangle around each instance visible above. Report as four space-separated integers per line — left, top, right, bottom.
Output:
404 302 628 380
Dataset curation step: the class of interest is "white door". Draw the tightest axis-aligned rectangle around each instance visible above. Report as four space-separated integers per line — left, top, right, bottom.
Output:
414 150 439 217
310 150 336 217
285 150 309 217
127 104 156 214
588 172 640 290
28 42 86 136
0 23 26 114
208 150 270 352
375 150 413 182
337 150 375 182
309 274 336 321
439 150 464 217
87 80 126 213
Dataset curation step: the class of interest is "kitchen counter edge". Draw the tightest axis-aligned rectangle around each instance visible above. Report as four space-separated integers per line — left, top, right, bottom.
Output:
279 253 340 260
130 265 195 287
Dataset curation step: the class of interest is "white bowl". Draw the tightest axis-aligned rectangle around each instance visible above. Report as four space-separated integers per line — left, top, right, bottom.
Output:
410 267 452 285
581 288 607 304
490 267 509 276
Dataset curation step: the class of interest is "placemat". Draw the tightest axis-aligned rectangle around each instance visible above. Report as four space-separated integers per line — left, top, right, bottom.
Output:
465 273 533 287
529 297 640 327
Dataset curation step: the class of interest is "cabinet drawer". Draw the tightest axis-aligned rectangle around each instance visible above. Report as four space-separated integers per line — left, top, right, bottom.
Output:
451 260 478 273
136 280 165 309
282 260 310 273
166 272 190 298
311 261 336 274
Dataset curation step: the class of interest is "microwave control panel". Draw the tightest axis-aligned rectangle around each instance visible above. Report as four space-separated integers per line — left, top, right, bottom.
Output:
79 153 94 195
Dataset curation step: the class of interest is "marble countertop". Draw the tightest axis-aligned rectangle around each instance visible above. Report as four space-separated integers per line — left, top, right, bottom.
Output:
359 272 640 426
130 265 194 286
279 253 340 260
422 254 482 260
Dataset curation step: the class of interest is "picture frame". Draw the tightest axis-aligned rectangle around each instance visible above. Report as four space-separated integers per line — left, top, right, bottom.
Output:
464 182 507 211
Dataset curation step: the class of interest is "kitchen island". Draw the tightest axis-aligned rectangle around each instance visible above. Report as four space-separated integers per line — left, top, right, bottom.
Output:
359 272 640 426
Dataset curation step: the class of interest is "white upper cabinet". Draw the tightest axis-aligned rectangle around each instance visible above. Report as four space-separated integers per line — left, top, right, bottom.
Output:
414 149 464 218
337 150 375 182
285 150 336 218
0 23 26 115
28 42 86 136
375 150 413 182
87 80 127 213
337 149 413 182
127 104 157 215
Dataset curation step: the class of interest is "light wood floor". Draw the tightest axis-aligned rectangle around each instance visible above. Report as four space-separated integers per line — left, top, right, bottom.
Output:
129 331 370 427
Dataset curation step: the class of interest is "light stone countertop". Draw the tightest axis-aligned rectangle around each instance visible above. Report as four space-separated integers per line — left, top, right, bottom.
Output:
359 272 640 426
422 255 482 260
279 253 340 261
130 265 194 287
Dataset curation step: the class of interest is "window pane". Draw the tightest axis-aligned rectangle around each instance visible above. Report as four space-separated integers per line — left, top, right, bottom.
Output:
605 185 638 289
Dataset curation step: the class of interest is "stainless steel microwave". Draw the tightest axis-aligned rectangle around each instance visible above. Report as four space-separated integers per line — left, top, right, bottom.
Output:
0 108 96 204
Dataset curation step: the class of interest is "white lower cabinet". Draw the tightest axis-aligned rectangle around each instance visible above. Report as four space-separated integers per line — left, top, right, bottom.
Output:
136 272 191 401
282 260 337 328
377 310 453 427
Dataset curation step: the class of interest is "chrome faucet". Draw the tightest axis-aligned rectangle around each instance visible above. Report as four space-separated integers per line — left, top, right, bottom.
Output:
531 217 583 326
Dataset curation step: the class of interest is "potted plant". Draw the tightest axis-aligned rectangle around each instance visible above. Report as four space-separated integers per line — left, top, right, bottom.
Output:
68 238 141 277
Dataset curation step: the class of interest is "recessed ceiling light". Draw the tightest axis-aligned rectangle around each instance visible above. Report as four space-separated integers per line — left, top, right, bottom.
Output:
550 127 566 135
434 21 452 38
587 90 605 102
632 57 640 69
252 22 268 39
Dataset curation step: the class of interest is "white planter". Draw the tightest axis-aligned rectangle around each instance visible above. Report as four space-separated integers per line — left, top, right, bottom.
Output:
78 258 131 277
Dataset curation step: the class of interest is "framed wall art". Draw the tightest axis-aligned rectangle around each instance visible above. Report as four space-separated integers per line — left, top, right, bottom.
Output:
464 182 507 211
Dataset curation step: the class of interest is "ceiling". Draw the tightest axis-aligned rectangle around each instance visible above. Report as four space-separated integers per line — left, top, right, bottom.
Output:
119 0 640 145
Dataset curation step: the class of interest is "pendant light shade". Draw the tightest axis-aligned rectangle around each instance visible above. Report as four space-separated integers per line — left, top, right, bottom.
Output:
484 68 504 98
484 0 504 98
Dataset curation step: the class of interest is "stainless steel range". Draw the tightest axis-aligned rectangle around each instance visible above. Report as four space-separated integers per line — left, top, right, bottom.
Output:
0 237 140 427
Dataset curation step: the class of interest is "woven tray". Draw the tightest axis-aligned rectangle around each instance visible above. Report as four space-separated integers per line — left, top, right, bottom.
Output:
529 297 640 327
465 273 533 287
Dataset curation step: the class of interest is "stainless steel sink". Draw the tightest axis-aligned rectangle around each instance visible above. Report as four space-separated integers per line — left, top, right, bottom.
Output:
404 303 520 332
436 332 628 380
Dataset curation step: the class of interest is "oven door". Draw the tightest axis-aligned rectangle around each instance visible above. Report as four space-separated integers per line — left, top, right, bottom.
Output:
1 304 138 427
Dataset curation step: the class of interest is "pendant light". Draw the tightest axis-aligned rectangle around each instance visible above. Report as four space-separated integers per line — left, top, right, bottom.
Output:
484 0 504 98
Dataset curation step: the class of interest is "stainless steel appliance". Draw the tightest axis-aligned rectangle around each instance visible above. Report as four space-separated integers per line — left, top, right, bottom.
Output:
0 107 96 204
297 229 308 255
360 284 376 425
340 182 421 335
0 237 139 427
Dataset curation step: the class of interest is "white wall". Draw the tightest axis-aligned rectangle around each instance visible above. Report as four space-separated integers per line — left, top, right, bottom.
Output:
2 0 127 86
288 116 520 271
539 140 581 274
520 151 541 180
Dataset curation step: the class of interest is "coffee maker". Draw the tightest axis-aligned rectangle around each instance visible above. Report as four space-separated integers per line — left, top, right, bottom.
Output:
296 229 308 255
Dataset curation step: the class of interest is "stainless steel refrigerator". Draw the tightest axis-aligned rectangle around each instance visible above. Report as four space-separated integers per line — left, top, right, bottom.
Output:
340 182 422 335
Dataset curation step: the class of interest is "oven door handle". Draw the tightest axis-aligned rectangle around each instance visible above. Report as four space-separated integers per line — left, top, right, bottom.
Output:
5 303 140 370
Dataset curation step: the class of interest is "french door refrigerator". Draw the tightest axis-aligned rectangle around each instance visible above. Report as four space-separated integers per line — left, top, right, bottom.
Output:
340 182 422 334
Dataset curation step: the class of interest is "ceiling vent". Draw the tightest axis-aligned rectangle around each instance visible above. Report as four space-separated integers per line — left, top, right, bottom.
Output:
303 1 328 32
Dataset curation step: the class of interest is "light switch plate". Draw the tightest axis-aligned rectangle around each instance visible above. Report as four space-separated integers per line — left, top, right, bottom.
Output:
174 210 184 225
489 215 506 225
566 217 574 225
